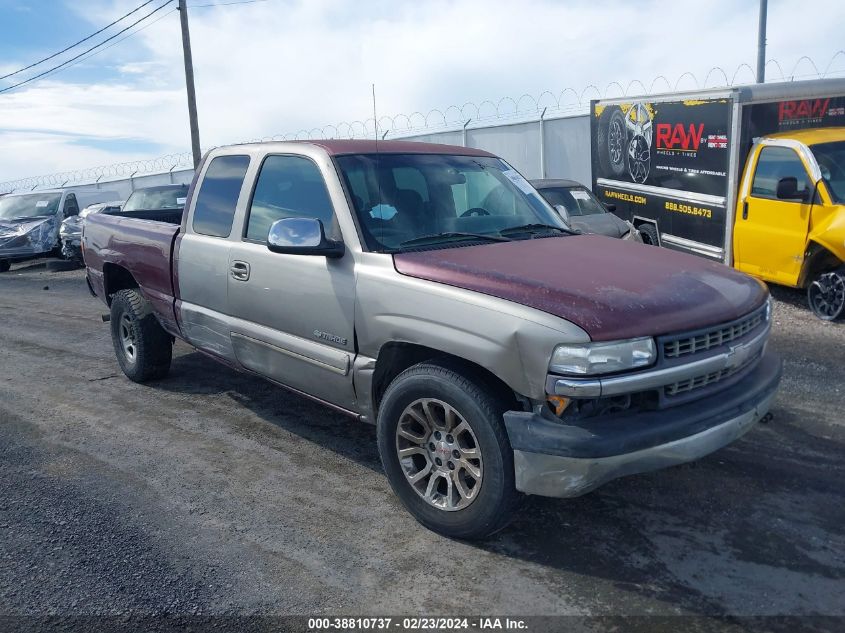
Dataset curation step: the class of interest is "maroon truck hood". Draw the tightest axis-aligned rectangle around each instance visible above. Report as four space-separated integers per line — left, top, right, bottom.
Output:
393 235 767 341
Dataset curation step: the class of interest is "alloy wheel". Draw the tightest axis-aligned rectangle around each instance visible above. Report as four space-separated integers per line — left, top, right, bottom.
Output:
395 398 483 511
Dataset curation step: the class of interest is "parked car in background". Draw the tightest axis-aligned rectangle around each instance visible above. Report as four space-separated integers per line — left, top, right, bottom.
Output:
121 183 189 218
84 140 781 539
531 179 642 241
59 200 124 264
0 189 119 272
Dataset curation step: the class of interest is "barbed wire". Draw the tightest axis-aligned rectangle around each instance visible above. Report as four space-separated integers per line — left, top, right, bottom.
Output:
2 52 844 193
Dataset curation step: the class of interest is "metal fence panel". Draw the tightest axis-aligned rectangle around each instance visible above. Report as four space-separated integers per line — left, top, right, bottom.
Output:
467 121 542 179
543 115 591 184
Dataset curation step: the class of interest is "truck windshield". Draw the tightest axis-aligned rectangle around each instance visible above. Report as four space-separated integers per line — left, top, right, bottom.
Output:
334 154 565 251
811 141 845 204
123 186 189 212
0 193 62 220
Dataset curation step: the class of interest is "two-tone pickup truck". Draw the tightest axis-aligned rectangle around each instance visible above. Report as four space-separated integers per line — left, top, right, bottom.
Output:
84 140 782 539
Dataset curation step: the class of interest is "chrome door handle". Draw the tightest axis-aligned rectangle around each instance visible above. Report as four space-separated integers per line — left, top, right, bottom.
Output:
230 261 250 281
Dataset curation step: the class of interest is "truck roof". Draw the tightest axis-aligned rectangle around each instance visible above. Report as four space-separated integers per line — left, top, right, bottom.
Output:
764 126 845 145
229 139 497 157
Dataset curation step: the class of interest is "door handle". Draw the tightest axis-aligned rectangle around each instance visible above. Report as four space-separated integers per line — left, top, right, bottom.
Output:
230 261 250 281
742 201 749 220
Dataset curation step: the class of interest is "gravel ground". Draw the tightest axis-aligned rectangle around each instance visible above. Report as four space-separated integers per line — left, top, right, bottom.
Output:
0 261 843 627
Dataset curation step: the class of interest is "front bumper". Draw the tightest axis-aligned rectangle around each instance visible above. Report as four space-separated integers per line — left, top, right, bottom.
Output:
504 350 782 498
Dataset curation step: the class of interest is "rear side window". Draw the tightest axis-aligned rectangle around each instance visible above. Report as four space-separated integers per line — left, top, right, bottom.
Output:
245 155 335 241
751 146 810 199
192 155 250 237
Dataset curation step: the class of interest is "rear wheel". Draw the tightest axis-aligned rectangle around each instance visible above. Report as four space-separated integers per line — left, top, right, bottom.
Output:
110 289 173 382
808 268 845 321
638 223 660 246
377 361 521 540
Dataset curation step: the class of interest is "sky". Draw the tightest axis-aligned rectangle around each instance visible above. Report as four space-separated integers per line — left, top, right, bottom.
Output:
1 0 844 185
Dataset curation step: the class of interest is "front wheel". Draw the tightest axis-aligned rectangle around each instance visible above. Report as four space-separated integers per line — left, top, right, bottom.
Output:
377 362 521 540
808 268 845 321
110 289 173 382
638 223 660 246
0 259 10 273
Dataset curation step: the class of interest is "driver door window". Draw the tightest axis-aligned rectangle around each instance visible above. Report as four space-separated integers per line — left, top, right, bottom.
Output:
245 155 337 242
63 194 79 216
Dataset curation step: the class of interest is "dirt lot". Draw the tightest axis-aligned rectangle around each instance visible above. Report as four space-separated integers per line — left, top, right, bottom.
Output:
0 261 843 623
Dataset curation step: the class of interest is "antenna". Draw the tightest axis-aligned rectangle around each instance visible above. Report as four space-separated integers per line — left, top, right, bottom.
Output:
372 83 378 150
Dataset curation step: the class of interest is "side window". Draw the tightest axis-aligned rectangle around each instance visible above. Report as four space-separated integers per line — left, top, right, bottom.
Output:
245 155 335 242
64 194 79 216
751 146 810 200
192 155 250 237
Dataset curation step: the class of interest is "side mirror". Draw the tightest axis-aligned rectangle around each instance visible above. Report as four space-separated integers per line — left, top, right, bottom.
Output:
553 204 571 226
267 217 344 258
776 177 808 202
604 202 617 212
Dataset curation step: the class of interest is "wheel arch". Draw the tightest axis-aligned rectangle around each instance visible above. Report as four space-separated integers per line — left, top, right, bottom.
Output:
370 341 524 417
102 262 139 305
798 241 842 288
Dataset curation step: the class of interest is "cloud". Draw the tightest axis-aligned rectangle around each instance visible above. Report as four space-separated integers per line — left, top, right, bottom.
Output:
1 0 845 183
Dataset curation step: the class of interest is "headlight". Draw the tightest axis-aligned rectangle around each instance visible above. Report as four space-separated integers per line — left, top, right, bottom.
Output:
550 337 656 375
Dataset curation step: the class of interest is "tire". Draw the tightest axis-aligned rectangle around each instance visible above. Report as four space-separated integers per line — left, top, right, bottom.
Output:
377 361 522 540
638 223 660 246
807 268 845 321
109 289 173 382
0 259 10 273
596 106 627 177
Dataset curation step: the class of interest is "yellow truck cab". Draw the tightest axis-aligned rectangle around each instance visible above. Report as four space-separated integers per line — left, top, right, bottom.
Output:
733 128 845 318
590 79 845 320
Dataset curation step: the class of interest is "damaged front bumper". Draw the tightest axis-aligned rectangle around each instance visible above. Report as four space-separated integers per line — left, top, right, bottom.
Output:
503 350 782 498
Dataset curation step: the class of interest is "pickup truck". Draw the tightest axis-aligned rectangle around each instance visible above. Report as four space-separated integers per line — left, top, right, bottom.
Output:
84 140 782 539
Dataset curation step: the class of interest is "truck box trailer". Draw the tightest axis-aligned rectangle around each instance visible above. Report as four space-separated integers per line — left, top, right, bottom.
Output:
590 78 845 320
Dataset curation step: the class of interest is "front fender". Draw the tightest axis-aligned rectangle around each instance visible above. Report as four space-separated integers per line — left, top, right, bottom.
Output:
354 255 590 401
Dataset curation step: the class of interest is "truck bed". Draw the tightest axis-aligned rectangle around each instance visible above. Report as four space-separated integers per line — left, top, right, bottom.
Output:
83 212 181 335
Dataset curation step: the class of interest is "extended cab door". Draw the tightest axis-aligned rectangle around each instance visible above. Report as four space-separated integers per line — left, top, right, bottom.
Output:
734 143 813 286
176 153 252 360
226 153 357 410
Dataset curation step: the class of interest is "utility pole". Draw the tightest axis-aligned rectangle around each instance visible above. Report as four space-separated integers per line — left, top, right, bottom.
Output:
756 0 768 83
178 0 202 168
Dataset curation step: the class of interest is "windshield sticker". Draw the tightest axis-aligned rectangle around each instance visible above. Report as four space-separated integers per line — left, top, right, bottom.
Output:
370 204 398 220
176 197 187 205
501 169 535 195
570 190 591 201
36 200 49 207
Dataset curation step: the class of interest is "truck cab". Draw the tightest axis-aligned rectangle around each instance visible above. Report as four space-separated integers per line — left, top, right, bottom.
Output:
733 128 845 319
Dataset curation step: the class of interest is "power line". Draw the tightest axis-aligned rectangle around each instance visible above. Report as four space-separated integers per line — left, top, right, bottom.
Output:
0 0 175 95
0 0 160 82
43 7 179 78
189 0 272 7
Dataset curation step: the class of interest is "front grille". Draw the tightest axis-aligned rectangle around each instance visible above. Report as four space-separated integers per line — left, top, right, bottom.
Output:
662 307 766 360
664 353 760 397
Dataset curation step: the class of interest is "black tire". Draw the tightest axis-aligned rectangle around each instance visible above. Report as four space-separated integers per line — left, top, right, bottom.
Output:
596 106 627 177
110 289 173 382
807 268 845 321
0 259 10 273
638 223 660 246
377 361 522 540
